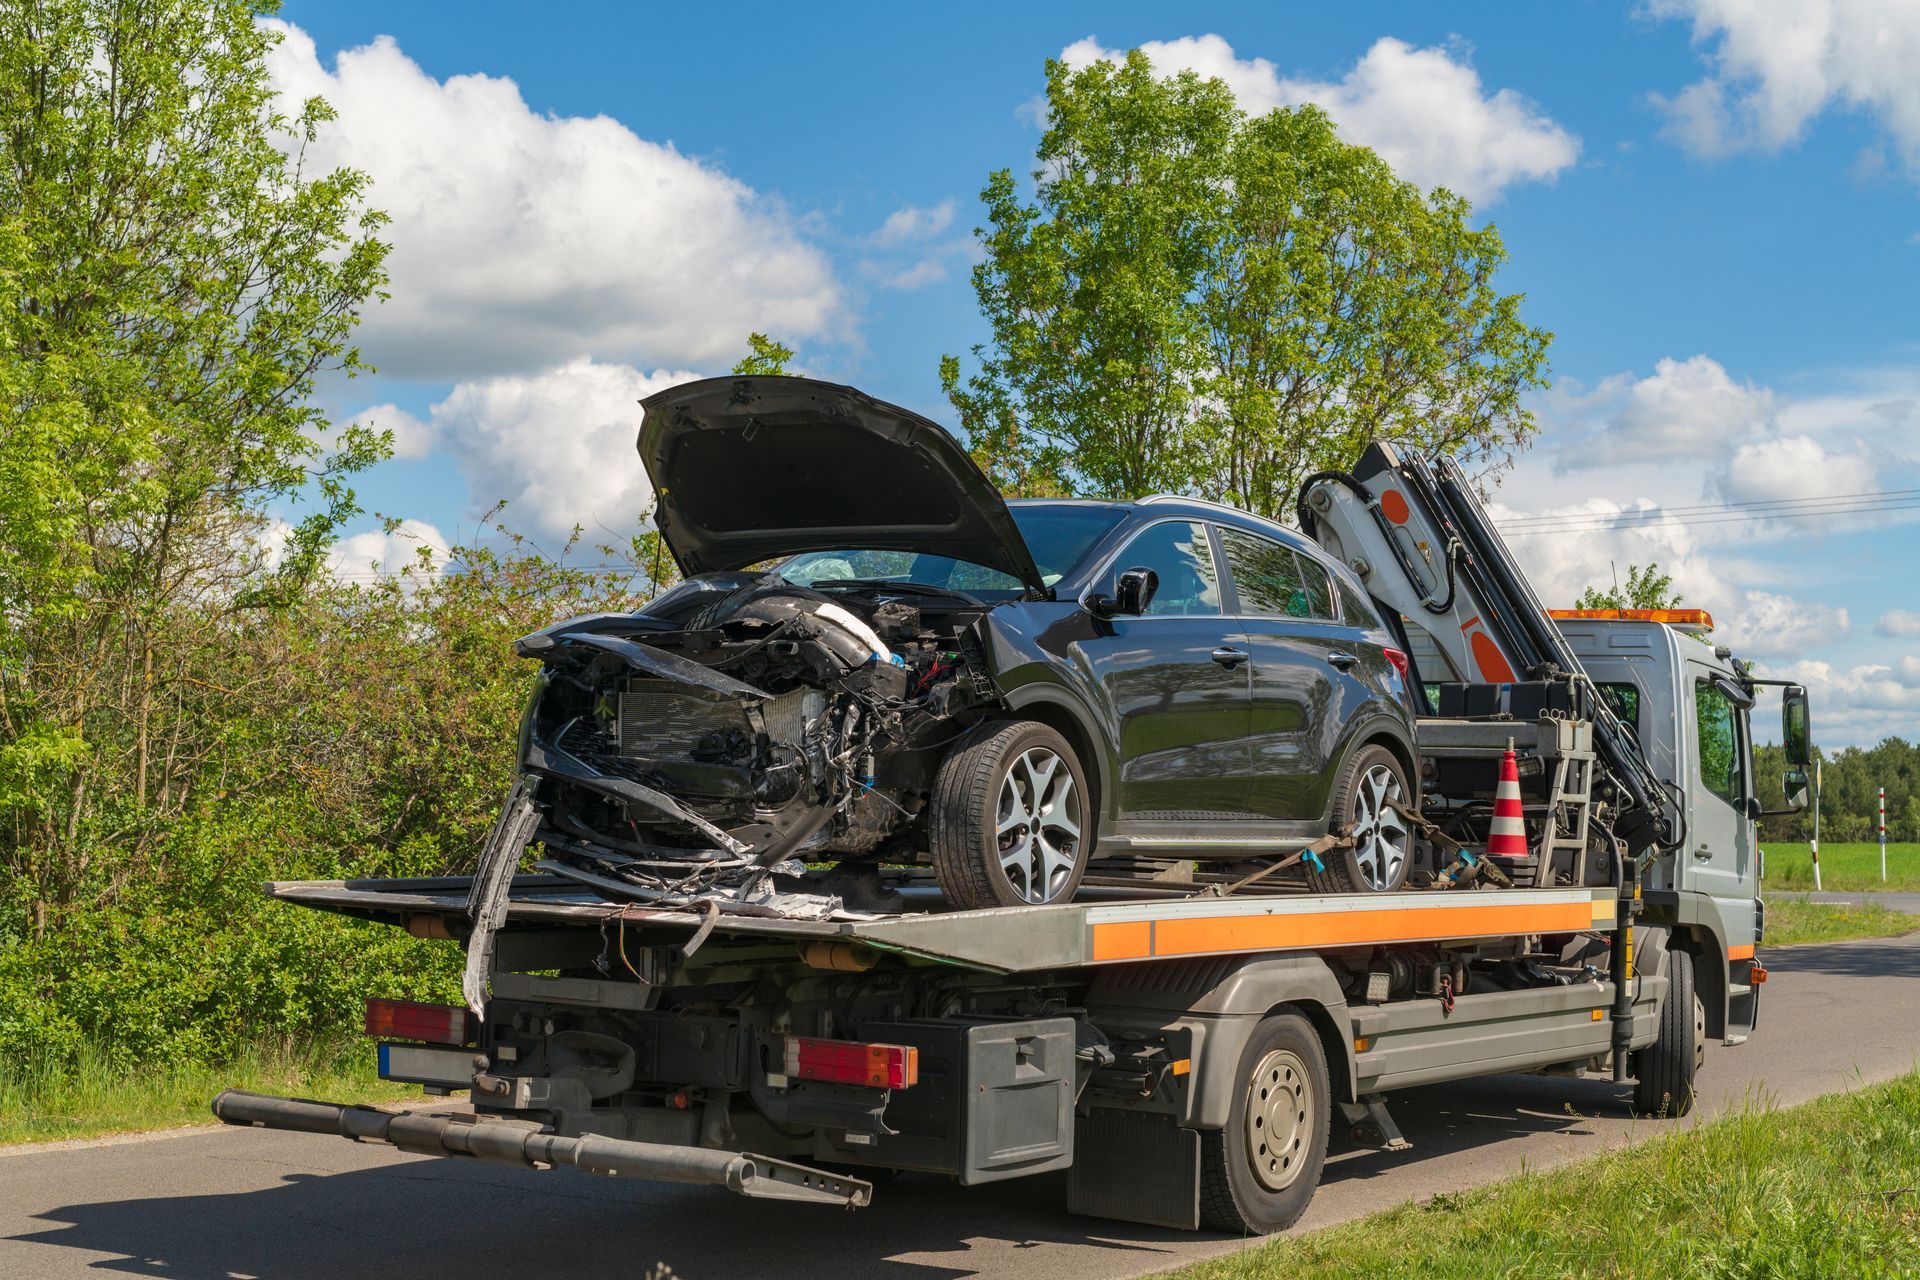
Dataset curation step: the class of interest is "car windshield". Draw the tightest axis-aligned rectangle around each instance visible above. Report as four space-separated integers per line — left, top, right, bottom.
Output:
781 504 1126 598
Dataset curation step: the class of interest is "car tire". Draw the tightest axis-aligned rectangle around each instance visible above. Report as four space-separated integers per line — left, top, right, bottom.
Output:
1631 946 1703 1117
930 721 1091 910
1198 1012 1331 1234
1306 744 1413 894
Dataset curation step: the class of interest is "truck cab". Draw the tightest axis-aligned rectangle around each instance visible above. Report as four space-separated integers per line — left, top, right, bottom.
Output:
1552 608 1811 1047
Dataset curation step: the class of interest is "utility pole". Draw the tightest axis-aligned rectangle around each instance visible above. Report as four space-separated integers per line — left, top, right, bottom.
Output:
1880 786 1888 884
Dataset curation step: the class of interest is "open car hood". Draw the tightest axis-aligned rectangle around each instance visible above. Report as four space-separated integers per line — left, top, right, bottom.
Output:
638 377 1045 593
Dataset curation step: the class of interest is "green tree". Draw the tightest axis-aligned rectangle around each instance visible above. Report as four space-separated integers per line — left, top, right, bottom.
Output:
943 51 1552 517
1574 563 1683 611
0 0 388 924
731 332 794 376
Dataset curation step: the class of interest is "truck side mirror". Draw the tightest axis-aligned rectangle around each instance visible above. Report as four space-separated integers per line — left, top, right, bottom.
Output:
1781 767 1810 813
1781 685 1811 767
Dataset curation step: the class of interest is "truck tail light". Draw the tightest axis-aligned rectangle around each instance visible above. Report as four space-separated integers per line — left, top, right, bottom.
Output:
783 1036 918 1089
364 998 474 1046
1383 648 1410 678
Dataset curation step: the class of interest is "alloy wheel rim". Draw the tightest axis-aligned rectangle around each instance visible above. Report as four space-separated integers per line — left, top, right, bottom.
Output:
1350 763 1409 890
995 746 1081 904
1245 1048 1314 1192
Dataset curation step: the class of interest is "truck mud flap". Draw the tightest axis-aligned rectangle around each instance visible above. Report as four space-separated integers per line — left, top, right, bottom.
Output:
212 1089 871 1208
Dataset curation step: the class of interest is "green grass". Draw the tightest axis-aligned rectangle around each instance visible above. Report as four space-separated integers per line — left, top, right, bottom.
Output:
1763 840 1920 893
1762 894 1917 946
0 1041 418 1146
1164 1071 1920 1280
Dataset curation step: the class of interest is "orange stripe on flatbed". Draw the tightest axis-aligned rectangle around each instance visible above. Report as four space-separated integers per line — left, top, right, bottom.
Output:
1089 900 1596 963
1091 920 1152 961
1728 943 1755 961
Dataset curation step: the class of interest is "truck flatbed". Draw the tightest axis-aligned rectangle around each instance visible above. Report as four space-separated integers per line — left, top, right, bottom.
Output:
268 875 1616 974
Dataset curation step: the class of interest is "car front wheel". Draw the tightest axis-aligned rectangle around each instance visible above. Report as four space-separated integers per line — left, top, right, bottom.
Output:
930 721 1090 910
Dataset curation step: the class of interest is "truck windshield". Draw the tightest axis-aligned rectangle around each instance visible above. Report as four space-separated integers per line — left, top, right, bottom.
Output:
781 504 1126 598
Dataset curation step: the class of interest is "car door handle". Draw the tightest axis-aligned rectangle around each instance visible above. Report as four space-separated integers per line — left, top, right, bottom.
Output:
1211 647 1248 669
1693 846 1714 860
1324 652 1358 670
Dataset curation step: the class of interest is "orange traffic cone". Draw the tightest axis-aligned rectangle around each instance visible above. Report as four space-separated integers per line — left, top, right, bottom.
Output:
1486 739 1528 864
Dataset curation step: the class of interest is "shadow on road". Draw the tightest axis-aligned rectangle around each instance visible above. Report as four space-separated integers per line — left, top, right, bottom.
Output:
1768 935 1920 980
9 1075 1661 1280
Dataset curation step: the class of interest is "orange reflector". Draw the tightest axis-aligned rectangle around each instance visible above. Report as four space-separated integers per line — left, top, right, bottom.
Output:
1353 1038 1370 1053
1171 1058 1192 1077
1591 1009 1606 1021
1728 943 1755 961
1750 963 1768 985
1548 608 1715 630
783 1036 918 1090
364 998 473 1046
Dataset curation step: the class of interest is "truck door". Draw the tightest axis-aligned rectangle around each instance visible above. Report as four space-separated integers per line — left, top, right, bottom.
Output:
1684 664 1759 945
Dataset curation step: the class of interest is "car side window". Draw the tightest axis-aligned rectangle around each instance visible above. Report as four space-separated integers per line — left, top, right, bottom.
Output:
1335 575 1381 630
1694 679 1741 807
1110 520 1221 616
1218 528 1333 621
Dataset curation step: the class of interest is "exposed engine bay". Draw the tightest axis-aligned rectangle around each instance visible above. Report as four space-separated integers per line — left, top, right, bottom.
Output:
513 573 1000 918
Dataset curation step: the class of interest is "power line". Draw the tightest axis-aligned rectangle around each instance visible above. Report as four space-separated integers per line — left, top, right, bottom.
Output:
1500 486 1920 527
1498 493 1920 536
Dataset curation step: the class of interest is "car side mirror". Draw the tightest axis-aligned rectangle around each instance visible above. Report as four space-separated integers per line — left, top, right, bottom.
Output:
1112 566 1158 617
1781 685 1811 767
1081 566 1158 619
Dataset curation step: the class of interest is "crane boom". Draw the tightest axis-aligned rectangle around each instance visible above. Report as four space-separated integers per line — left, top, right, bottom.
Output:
1298 443 1679 855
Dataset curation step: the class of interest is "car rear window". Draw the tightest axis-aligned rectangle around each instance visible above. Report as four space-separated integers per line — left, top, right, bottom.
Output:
1219 528 1334 621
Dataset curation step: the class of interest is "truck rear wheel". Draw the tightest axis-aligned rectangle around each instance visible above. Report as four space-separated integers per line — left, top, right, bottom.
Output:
1198 1012 1330 1234
930 721 1090 910
1632 946 1703 1116
1306 745 1412 894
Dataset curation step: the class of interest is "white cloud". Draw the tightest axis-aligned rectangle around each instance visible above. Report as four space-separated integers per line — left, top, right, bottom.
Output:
1716 433 1876 505
877 259 948 291
263 21 844 379
423 358 695 541
872 200 957 246
1649 0 1920 174
327 519 450 579
1550 355 1776 471
1059 34 1579 203
1759 656 1920 745
338 402 434 460
1878 609 1920 637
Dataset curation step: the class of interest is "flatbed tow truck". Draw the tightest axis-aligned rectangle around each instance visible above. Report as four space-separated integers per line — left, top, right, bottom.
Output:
213 445 1814 1234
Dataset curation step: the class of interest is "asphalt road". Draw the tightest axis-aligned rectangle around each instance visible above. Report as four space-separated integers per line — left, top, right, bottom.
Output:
1793 890 1920 913
6 932 1920 1280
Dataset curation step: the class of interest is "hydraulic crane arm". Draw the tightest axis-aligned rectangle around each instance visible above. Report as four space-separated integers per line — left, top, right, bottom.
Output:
1298 443 1680 856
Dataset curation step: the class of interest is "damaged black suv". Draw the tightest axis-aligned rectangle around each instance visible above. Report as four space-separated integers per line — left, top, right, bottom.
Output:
515 376 1418 916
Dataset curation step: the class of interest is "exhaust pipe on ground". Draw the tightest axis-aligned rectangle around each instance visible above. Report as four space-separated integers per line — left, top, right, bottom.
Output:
211 1089 872 1208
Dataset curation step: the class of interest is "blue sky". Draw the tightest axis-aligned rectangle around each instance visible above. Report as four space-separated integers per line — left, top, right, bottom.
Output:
272 1 1918 745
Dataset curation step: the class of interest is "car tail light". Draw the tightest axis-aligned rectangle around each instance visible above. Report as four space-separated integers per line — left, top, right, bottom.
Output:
1383 648 1410 678
364 998 474 1046
783 1036 919 1089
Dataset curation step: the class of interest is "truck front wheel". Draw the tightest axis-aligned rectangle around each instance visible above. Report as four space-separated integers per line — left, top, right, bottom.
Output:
1198 1012 1331 1234
1632 946 1704 1116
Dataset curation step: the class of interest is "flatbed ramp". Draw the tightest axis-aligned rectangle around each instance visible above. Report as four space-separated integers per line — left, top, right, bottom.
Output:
268 876 1617 973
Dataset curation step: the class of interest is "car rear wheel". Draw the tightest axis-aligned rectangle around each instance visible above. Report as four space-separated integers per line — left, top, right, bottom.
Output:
1306 744 1412 894
931 721 1090 910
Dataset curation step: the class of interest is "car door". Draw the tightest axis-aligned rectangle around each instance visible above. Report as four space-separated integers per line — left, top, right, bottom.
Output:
1685 665 1759 940
1216 527 1380 822
1073 519 1254 820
